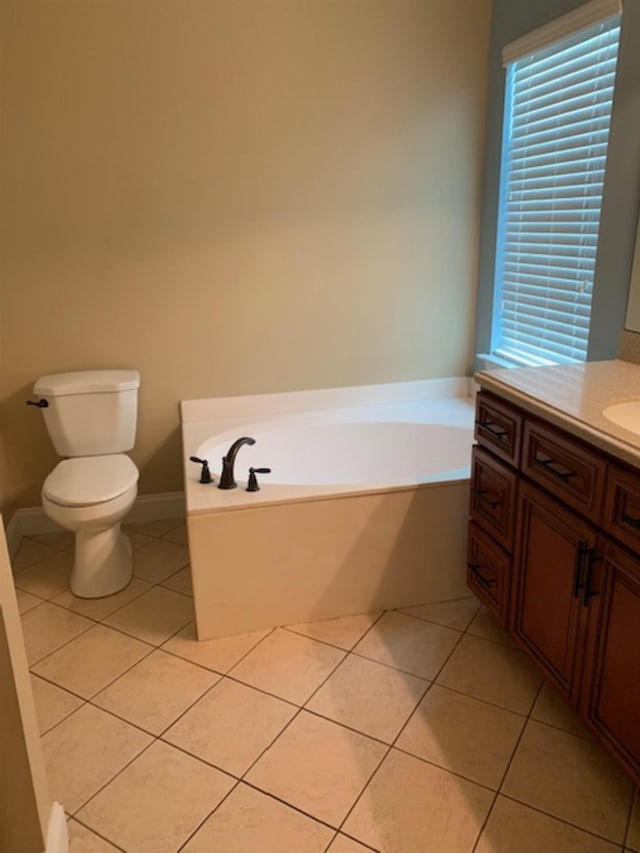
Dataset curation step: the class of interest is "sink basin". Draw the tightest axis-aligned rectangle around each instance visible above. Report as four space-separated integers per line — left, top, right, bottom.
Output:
602 400 640 435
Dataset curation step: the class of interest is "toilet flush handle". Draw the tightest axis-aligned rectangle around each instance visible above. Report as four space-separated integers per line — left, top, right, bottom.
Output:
26 398 49 408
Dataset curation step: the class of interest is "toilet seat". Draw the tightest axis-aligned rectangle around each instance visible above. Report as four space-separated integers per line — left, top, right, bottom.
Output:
43 455 139 507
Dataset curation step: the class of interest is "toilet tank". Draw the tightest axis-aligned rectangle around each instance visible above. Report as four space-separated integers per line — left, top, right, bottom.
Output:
33 370 140 457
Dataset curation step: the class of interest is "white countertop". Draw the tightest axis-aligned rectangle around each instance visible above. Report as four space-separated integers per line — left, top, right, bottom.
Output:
476 359 640 468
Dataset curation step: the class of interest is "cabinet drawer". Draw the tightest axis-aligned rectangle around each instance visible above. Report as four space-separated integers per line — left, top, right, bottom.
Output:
603 465 640 553
470 445 518 551
475 391 522 467
467 522 511 624
521 419 605 524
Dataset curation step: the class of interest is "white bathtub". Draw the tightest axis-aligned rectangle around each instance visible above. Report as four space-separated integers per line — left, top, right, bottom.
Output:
181 378 475 640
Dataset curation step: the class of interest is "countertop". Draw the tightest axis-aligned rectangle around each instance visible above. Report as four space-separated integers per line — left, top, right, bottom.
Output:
475 359 640 468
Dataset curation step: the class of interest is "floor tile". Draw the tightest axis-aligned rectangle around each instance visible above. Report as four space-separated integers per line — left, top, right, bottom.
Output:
343 747 493 852
162 523 187 546
51 577 151 621
231 628 345 705
21 602 93 665
77 740 233 853
353 610 461 680
42 704 152 813
12 537 59 571
164 677 296 776
326 835 373 852
400 596 480 631
28 531 74 551
466 607 518 647
68 819 120 851
628 791 640 851
530 681 590 738
502 719 633 843
182 783 333 852
14 550 73 599
306 653 428 742
246 710 386 827
285 612 380 651
437 634 542 714
162 622 271 672
125 518 184 538
129 532 158 551
31 674 84 735
32 624 152 699
103 586 193 645
132 538 190 583
94 649 219 735
396 684 525 789
476 796 621 852
160 566 193 596
15 588 42 614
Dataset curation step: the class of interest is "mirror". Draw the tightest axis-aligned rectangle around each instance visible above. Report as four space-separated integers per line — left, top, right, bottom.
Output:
624 207 640 331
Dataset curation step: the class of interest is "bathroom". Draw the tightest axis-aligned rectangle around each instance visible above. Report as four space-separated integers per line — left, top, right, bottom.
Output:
1 0 640 850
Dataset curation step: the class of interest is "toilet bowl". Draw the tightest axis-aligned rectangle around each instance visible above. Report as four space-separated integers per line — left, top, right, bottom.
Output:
32 369 141 599
41 454 139 598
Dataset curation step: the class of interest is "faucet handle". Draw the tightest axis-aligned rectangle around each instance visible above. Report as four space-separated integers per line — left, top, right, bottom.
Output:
189 456 213 484
247 467 271 492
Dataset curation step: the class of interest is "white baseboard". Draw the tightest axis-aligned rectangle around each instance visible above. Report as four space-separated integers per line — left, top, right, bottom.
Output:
46 802 68 853
6 491 185 542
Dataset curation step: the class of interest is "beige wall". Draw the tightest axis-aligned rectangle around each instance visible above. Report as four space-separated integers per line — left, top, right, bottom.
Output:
0 0 491 512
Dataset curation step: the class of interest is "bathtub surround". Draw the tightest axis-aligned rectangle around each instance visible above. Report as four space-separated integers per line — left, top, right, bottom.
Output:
0 0 491 520
182 378 474 639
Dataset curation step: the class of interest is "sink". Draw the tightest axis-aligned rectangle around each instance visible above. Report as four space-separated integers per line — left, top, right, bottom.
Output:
602 400 640 435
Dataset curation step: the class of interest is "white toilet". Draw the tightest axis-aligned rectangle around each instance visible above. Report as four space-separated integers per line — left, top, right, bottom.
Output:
33 370 141 598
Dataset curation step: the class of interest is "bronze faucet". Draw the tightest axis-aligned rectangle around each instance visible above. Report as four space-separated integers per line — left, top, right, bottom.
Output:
218 436 256 489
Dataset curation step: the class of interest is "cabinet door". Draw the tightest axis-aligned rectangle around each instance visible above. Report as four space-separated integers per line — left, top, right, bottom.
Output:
512 481 595 704
581 539 640 786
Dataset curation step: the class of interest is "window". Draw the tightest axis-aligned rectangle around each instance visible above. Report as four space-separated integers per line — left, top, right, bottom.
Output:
491 2 621 366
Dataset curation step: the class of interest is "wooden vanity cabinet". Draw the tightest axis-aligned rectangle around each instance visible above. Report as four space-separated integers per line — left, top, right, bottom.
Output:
469 388 640 786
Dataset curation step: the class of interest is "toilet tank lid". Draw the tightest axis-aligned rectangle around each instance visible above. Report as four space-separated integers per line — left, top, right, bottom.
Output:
34 370 140 396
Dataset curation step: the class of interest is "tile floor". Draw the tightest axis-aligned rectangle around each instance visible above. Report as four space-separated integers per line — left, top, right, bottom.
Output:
12 519 640 852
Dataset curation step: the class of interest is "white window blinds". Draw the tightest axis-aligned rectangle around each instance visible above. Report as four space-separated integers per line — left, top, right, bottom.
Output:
492 10 621 366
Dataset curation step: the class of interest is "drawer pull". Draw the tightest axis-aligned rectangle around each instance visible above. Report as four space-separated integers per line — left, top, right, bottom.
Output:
572 540 588 598
582 550 602 607
621 511 640 530
474 489 501 509
467 562 496 588
476 420 508 441
535 454 577 484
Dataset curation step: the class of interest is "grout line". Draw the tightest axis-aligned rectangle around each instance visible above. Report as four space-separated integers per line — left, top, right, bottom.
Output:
471 678 545 852
324 829 380 853
334 613 469 837
159 625 276 677
281 620 380 652
498 791 634 848
67 815 127 852
175 779 243 851
393 603 481 634
241 779 342 830
69 737 158 818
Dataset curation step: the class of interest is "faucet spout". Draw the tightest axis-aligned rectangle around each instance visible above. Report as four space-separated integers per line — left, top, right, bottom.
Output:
218 436 256 489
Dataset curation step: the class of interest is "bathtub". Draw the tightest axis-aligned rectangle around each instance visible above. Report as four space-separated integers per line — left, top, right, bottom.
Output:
181 378 475 640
